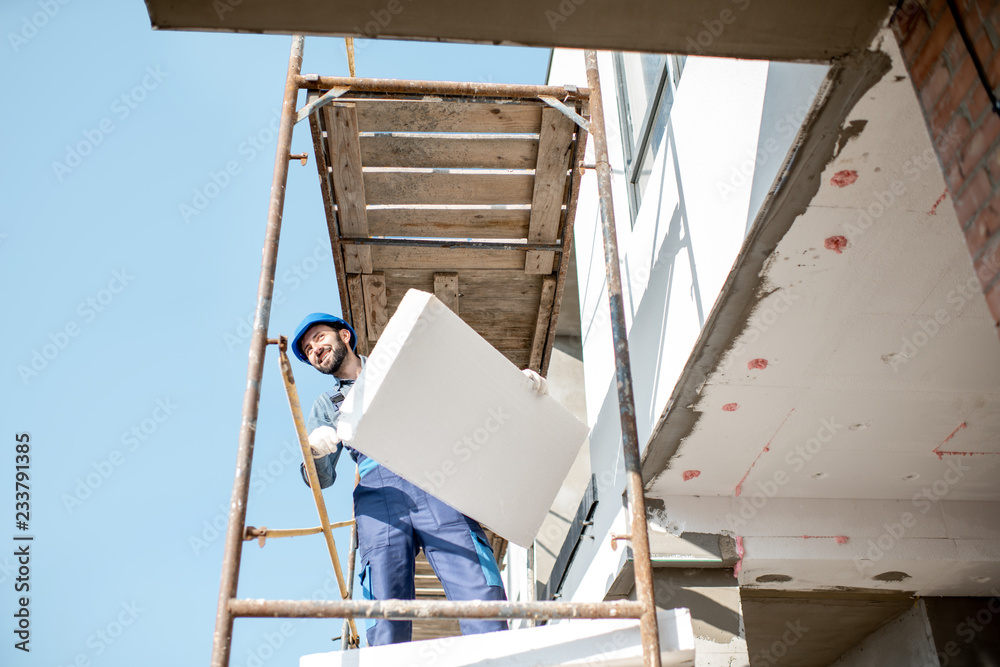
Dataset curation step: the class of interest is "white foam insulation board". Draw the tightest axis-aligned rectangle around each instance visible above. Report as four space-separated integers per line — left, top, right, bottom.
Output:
337 289 589 547
300 608 696 666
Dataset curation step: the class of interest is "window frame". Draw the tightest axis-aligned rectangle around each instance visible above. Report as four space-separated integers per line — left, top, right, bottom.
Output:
613 52 684 225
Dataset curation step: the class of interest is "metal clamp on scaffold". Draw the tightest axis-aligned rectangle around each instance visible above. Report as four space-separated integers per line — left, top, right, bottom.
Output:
610 533 633 551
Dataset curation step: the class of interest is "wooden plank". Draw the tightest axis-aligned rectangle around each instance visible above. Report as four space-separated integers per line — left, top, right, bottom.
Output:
308 98 352 326
412 620 462 641
342 245 373 274
324 103 373 273
364 170 534 206
415 555 437 576
413 551 460 641
383 268 543 298
486 529 508 564
360 134 538 169
345 273 369 356
343 244 372 274
347 98 543 133
501 349 531 369
528 276 558 371
374 272 538 362
541 99 587 376
466 336 534 351
367 207 530 238
460 310 538 331
361 272 388 341
370 246 526 270
384 292 536 322
525 107 575 274
433 273 459 314
382 294 534 341
448 298 540 315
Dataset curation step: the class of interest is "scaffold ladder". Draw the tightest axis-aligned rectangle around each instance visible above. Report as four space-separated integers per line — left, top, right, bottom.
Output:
209 35 664 667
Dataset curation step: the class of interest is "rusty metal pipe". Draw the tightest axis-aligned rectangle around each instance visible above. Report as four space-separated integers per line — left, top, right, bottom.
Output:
341 465 361 650
277 338 360 646
244 522 354 542
210 35 305 667
295 74 589 100
584 49 662 667
230 598 645 620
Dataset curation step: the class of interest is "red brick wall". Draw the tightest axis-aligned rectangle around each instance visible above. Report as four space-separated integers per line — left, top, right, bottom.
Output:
893 0 1000 334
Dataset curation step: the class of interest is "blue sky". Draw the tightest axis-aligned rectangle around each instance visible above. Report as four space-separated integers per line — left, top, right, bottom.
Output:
0 1 549 664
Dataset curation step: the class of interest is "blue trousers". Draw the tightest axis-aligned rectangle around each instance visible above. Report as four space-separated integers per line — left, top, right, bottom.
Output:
354 466 508 646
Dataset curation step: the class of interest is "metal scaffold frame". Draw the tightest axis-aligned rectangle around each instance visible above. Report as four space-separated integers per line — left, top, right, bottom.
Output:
210 36 663 667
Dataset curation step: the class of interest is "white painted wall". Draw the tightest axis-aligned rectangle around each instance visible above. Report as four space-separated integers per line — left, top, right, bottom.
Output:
546 50 828 605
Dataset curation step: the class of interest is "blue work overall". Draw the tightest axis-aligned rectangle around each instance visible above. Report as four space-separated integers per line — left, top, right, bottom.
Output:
301 372 508 646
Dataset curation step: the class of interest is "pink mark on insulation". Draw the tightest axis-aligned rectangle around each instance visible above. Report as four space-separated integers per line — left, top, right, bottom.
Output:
734 409 795 497
934 422 968 459
928 189 948 215
747 358 768 370
933 422 998 459
801 535 850 544
682 470 701 481
722 403 739 412
734 536 745 577
824 235 848 254
830 170 858 187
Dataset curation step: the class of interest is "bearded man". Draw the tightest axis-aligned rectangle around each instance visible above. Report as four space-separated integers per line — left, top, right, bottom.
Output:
291 312 545 646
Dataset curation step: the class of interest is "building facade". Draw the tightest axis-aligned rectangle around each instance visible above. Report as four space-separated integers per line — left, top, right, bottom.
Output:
524 30 1000 667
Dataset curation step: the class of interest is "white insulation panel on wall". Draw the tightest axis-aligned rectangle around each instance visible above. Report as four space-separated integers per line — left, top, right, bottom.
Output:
301 608 696 667
337 289 589 547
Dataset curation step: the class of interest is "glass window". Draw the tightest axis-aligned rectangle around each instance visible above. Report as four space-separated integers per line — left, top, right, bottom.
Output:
614 53 685 222
618 52 667 172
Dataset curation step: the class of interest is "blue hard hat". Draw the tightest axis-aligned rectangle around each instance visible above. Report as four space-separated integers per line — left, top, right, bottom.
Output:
291 312 357 364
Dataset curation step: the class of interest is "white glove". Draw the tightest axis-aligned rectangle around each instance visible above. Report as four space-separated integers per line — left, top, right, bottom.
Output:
522 368 549 396
307 426 340 458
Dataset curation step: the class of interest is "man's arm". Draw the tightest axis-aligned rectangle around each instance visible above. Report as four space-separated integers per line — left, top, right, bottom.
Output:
300 396 343 489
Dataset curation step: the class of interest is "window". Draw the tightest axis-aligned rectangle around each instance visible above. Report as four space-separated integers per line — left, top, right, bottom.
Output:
614 52 685 222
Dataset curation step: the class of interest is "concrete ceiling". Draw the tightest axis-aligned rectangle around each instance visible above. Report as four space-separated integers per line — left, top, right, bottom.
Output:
643 34 1000 504
741 589 914 666
640 32 1000 602
143 0 892 62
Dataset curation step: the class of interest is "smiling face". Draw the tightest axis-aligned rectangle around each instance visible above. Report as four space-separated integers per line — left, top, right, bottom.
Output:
300 323 352 376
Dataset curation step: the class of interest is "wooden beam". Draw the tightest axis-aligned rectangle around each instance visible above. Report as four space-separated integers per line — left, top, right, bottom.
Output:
346 273 369 356
348 98 543 133
382 268 543 298
528 277 557 371
525 108 575 274
324 103 373 274
433 273 460 315
542 99 587 376
364 170 534 206
306 94 351 324
366 207 531 238
370 246 526 270
362 272 389 341
360 134 538 170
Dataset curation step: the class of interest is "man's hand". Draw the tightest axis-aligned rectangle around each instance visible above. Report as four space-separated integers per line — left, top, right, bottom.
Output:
522 368 549 396
307 426 339 458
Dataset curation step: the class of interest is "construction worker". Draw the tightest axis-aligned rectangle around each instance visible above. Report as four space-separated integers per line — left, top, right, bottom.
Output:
291 312 544 646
